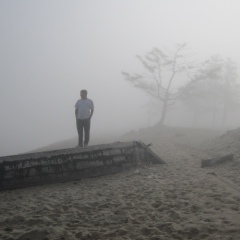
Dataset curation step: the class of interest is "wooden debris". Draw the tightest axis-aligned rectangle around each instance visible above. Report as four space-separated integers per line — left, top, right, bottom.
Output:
201 154 234 168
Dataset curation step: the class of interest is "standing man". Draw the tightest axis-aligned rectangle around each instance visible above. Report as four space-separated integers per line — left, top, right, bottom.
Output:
75 90 94 147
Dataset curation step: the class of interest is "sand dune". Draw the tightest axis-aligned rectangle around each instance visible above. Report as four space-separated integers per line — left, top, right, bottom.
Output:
1 126 240 240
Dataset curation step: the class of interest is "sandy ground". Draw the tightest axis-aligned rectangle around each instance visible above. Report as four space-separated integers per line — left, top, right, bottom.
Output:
1 126 240 240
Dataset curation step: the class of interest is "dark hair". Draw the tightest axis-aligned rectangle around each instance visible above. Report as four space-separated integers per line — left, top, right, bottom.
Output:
80 90 87 94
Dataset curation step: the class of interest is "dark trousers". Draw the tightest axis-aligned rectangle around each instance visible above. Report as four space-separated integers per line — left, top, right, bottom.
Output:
76 118 91 146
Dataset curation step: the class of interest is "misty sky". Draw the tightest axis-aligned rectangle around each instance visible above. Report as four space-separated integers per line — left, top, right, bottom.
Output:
1 0 240 156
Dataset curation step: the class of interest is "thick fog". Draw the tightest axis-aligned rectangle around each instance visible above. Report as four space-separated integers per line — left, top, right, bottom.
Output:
1 0 240 156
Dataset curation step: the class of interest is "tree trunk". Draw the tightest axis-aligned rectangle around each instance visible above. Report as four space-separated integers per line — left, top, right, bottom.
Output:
222 98 228 128
211 109 216 129
193 110 198 128
159 99 168 125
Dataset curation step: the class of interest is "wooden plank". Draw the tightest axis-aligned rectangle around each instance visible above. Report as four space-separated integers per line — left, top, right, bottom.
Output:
201 154 234 168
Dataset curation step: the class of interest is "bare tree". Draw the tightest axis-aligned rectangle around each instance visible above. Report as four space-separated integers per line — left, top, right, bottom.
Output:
181 55 240 128
122 44 196 126
221 58 239 127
